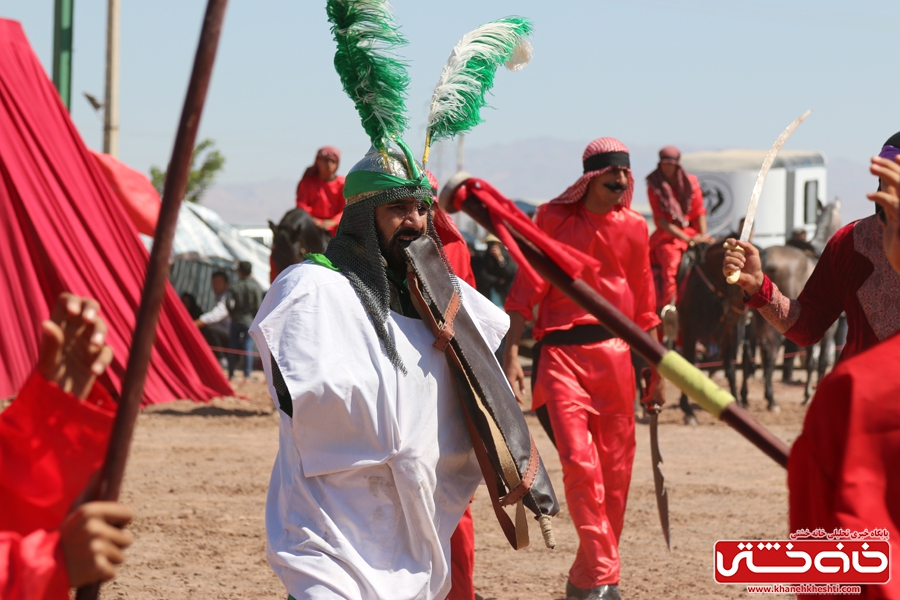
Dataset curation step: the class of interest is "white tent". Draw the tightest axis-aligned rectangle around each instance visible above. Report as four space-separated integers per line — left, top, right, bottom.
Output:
141 203 270 312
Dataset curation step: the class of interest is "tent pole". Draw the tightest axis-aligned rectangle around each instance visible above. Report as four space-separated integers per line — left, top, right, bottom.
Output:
103 0 120 156
52 0 74 111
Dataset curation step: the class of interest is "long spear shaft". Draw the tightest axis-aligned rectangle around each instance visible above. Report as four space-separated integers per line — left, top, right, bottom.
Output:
456 191 789 468
76 1 228 598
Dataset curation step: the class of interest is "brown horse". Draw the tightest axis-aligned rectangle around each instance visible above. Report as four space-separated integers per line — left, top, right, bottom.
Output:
269 207 330 281
675 238 750 424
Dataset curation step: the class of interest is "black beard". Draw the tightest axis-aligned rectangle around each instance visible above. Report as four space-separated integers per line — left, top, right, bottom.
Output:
603 183 628 192
380 227 423 273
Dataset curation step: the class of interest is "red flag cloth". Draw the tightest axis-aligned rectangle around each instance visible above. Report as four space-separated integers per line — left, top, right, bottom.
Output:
788 332 900 600
448 178 601 291
432 209 475 287
0 373 117 599
0 19 232 404
90 151 160 237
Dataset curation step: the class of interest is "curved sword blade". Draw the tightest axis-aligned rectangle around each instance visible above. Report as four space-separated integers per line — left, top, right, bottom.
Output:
650 410 670 551
739 109 813 243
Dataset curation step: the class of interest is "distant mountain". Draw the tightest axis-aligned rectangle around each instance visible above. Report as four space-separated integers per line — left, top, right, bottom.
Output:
201 137 875 229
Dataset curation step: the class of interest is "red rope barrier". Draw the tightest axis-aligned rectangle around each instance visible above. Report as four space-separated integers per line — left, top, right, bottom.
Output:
209 346 260 358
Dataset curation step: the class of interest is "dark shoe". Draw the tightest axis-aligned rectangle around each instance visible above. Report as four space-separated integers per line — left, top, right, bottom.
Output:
585 584 621 600
566 580 589 600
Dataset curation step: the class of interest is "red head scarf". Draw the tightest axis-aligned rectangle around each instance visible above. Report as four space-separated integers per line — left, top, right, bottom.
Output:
302 146 341 180
316 146 341 162
549 137 634 208
646 145 693 228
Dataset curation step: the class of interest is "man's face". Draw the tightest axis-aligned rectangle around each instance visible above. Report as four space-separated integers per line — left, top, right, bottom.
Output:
212 275 228 295
586 167 629 210
660 162 678 180
374 197 428 272
316 157 339 181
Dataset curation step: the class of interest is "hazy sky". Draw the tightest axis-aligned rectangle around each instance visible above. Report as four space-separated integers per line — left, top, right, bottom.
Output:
3 1 899 185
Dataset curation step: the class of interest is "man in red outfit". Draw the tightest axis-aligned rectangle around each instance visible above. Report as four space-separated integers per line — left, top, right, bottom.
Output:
786 154 900 600
295 146 345 236
426 170 477 600
1 294 133 599
503 138 662 600
647 145 711 309
724 132 900 361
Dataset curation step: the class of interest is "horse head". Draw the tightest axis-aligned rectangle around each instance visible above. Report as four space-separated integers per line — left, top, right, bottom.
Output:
810 198 841 256
269 208 330 280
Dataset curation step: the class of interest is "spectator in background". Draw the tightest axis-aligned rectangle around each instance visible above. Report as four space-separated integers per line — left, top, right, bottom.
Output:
473 234 518 308
295 146 345 236
647 145 711 310
227 261 264 379
193 271 230 363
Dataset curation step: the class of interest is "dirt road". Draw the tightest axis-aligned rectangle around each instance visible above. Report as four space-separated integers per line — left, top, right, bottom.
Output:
101 372 808 599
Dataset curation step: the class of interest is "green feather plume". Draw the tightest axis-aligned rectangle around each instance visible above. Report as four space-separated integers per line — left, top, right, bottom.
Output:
327 0 410 150
424 17 533 154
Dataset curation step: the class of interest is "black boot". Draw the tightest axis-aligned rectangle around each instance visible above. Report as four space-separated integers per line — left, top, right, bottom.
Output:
585 584 621 600
566 581 622 600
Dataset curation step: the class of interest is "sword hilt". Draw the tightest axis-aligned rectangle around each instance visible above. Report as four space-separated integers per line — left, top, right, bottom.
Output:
723 241 745 284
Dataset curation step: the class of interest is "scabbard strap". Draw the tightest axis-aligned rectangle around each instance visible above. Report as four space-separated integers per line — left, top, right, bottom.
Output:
431 291 460 351
499 437 539 507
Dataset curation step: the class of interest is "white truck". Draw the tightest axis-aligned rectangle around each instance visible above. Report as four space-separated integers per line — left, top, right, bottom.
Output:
680 149 827 249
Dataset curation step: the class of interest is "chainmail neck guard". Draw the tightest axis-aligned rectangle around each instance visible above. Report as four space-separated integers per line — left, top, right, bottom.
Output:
325 145 458 374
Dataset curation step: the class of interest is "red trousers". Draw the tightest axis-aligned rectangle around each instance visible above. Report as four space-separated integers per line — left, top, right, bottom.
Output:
446 505 475 600
650 240 686 310
533 340 636 588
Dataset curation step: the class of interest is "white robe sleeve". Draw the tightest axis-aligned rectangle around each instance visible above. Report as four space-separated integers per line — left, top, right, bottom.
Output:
251 264 399 477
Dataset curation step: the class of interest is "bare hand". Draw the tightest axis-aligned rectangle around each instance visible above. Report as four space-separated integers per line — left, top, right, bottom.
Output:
502 352 527 404
869 155 900 273
648 371 665 409
488 244 505 264
38 294 114 400
60 502 134 588
319 218 337 231
722 239 763 295
691 233 713 245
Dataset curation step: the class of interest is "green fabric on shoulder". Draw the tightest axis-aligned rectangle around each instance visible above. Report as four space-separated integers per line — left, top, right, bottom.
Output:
306 253 340 271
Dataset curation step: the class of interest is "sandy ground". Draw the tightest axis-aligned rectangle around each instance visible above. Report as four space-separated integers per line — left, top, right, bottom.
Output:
97 368 813 600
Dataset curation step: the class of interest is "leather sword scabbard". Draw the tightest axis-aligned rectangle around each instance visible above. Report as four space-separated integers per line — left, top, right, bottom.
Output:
404 236 559 550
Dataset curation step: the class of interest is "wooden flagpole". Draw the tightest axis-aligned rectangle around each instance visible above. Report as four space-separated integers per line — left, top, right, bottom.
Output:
76 1 229 597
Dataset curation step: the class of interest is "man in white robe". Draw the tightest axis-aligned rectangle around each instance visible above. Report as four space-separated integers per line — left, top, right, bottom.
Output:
251 142 509 600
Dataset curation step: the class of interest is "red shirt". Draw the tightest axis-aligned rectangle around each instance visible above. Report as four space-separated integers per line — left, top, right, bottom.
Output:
295 175 346 234
432 209 475 288
648 173 706 251
505 203 659 339
0 374 115 600
747 215 900 361
788 331 900 599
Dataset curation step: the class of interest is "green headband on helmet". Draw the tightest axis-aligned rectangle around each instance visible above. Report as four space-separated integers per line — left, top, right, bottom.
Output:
343 138 432 205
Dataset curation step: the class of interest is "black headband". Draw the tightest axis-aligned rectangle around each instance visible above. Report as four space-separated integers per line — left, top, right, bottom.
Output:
583 151 630 174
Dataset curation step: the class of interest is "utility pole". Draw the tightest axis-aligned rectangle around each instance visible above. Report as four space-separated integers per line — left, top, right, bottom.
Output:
103 0 120 156
52 0 74 111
